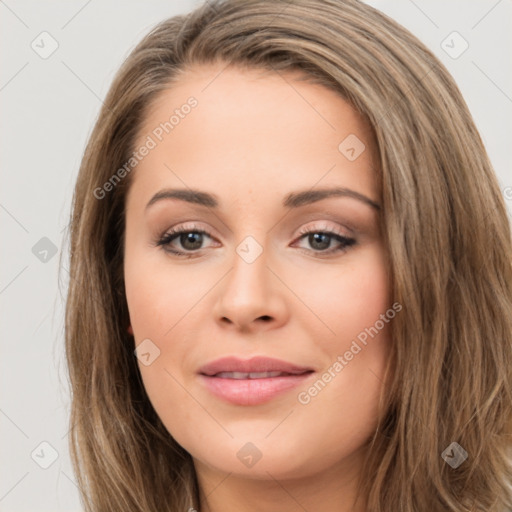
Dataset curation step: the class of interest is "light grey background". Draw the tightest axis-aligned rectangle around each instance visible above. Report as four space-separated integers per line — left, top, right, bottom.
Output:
1 1 510 510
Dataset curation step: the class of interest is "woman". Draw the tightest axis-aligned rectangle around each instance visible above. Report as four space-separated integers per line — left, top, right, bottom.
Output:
64 0 512 510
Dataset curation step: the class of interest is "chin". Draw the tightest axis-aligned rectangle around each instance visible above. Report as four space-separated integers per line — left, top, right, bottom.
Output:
189 437 336 481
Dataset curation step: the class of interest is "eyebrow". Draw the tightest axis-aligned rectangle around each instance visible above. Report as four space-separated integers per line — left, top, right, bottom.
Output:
145 187 381 212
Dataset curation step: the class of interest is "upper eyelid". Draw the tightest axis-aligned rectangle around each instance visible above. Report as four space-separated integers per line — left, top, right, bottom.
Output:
163 219 352 237
160 222 353 246
298 221 350 235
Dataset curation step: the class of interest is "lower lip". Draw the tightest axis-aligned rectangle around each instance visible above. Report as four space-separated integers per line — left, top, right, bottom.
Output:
199 373 314 406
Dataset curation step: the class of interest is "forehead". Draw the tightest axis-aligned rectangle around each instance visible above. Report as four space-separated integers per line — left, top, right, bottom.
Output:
128 62 380 209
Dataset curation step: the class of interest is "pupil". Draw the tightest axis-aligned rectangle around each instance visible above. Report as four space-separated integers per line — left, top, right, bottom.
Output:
182 232 202 250
310 233 329 250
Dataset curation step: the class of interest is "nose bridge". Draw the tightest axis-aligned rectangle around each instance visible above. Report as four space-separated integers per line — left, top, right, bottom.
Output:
229 232 271 302
213 229 285 329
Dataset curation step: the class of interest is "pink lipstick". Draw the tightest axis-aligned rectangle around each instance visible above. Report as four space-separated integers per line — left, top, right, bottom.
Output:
198 356 315 406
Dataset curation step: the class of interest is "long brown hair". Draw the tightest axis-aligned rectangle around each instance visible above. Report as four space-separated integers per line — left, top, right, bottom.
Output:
63 0 512 510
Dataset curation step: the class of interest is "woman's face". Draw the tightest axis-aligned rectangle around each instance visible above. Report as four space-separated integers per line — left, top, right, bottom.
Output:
124 63 393 483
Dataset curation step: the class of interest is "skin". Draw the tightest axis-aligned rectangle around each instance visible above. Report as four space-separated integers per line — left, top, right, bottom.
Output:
124 62 392 512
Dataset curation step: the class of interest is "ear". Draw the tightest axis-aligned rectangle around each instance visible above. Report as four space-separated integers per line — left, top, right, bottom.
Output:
127 324 134 336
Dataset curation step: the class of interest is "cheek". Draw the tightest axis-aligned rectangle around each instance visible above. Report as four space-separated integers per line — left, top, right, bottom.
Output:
291 245 392 423
124 250 207 337
124 256 200 422
292 243 391 352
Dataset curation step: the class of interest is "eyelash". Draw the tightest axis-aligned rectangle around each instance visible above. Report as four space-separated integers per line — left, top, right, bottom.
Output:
155 223 356 259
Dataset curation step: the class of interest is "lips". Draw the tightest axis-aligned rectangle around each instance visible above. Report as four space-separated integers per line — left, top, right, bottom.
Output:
197 356 315 406
198 356 314 377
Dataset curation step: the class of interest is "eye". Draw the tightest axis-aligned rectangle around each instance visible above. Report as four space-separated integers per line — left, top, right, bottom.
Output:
293 224 356 256
155 223 216 258
155 222 356 258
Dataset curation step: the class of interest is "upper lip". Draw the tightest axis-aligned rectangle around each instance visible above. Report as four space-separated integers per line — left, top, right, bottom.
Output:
198 356 314 376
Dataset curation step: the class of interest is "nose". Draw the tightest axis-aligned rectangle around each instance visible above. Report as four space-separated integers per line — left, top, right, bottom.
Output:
212 239 289 333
